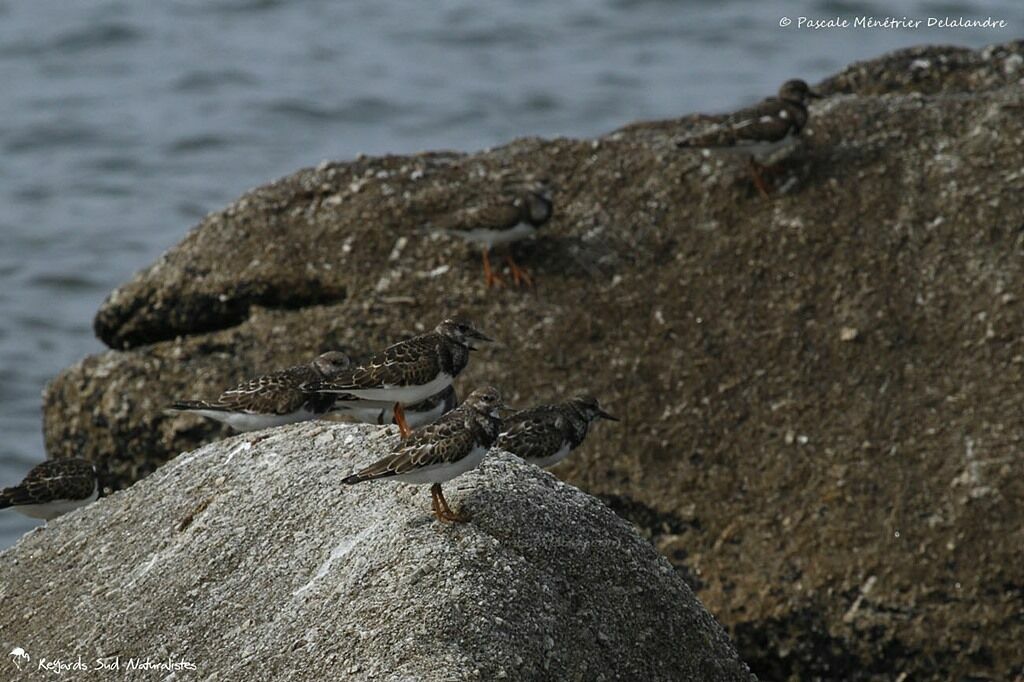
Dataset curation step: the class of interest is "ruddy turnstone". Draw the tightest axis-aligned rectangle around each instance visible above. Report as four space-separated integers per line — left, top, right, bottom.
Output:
342 386 503 523
168 351 351 432
425 180 553 287
332 385 458 430
496 395 618 468
305 319 492 438
676 79 822 198
1 458 99 520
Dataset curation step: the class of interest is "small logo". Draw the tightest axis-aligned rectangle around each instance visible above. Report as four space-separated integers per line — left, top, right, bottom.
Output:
9 647 30 671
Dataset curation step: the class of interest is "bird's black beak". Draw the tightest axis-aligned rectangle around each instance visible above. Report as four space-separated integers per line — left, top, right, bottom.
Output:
470 329 494 342
598 408 619 421
467 329 496 351
808 89 824 99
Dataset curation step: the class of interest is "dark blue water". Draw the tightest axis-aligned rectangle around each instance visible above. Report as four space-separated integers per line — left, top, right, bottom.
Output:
0 0 1017 547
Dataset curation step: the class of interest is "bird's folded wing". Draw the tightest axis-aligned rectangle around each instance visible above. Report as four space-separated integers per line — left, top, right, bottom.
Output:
352 418 476 480
679 99 795 147
2 460 94 504
218 367 314 415
499 411 564 460
433 199 522 233
308 335 440 391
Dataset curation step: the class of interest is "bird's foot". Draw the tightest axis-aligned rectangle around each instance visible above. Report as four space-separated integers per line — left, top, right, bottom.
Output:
436 507 470 523
748 158 772 199
506 256 533 288
483 250 504 288
431 483 470 523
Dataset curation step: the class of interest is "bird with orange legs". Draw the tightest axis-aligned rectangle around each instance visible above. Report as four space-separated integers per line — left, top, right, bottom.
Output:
676 79 822 198
303 319 492 439
341 386 503 523
424 179 552 288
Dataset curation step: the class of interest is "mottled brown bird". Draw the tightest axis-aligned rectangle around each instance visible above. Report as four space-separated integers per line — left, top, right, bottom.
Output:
304 320 492 438
1 458 98 520
677 79 822 197
168 351 351 432
425 182 553 288
342 386 503 523
497 395 617 468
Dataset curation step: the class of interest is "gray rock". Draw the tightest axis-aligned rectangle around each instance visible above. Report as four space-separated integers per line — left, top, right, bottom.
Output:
0 422 754 681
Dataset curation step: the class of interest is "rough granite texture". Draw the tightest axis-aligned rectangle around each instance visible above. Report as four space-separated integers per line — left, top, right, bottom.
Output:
41 42 1024 680
0 424 754 682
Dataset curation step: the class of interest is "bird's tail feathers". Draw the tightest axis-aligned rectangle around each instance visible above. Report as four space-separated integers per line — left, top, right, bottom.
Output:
166 400 225 413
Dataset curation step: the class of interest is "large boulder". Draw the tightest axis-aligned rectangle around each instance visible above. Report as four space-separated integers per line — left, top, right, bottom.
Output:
41 41 1024 680
0 422 754 681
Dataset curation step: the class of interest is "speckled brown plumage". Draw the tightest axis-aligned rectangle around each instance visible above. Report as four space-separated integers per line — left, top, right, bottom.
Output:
431 186 553 236
326 334 462 391
306 320 490 395
677 79 820 149
425 180 553 287
497 395 618 468
1 458 97 508
343 387 503 483
171 351 350 416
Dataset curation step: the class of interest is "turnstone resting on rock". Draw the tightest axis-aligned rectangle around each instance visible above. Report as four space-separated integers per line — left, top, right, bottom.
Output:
1 458 99 520
342 386 503 522
168 351 351 432
425 180 552 287
332 385 458 430
305 319 491 438
676 79 821 198
497 395 618 468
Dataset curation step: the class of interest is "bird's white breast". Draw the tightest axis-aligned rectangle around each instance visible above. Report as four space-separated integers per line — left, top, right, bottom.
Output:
459 222 537 249
346 373 453 404
333 398 447 428
15 487 99 521
526 442 573 469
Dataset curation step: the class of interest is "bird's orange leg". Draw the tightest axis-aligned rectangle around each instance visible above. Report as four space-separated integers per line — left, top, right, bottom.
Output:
748 157 771 199
393 403 412 439
430 485 442 520
482 249 503 288
506 255 533 288
431 483 469 523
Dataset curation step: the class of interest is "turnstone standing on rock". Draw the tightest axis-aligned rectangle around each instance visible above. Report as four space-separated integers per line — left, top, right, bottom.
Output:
168 351 351 432
676 79 822 198
332 385 458 430
424 180 552 288
497 395 618 468
305 319 491 438
1 458 99 520
342 386 503 522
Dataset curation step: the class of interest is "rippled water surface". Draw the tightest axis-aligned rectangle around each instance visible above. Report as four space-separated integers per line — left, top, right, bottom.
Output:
0 0 1017 546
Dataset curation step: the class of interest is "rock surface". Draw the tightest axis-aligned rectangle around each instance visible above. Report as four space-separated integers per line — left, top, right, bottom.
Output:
0 423 753 681
42 41 1024 680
